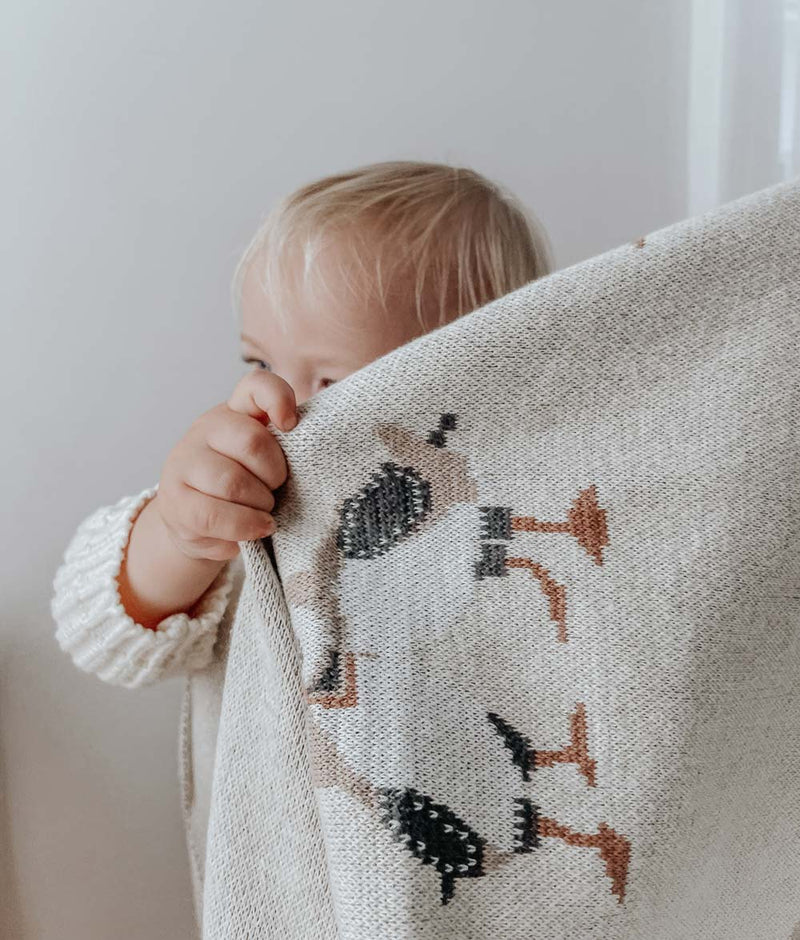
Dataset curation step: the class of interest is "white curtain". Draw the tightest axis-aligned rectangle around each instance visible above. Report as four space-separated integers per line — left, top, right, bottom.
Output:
688 0 800 214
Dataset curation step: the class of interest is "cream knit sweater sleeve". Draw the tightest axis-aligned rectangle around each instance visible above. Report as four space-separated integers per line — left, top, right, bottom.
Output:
51 484 236 688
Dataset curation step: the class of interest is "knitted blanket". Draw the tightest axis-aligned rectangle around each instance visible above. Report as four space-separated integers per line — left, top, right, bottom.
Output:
184 177 800 939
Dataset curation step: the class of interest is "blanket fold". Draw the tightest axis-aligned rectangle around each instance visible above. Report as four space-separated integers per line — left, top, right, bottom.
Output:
199 176 800 939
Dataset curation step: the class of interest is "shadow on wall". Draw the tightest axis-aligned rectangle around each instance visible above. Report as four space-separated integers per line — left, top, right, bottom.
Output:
0 669 26 938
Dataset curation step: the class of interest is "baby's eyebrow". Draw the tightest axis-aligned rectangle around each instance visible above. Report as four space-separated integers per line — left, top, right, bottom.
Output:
240 332 267 351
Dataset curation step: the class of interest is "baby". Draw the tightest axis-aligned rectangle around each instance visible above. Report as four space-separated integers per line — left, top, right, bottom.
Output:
96 160 553 637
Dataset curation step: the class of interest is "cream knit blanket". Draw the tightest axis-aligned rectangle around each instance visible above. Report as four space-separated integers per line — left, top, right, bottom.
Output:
183 177 798 938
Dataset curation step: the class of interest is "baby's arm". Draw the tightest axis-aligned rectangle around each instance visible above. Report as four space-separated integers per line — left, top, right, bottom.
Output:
51 370 298 688
51 485 237 688
117 489 232 631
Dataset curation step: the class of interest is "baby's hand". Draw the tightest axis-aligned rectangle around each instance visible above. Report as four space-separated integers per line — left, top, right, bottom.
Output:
154 371 298 562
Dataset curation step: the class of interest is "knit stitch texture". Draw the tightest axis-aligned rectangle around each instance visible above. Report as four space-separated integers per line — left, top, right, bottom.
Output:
52 176 800 939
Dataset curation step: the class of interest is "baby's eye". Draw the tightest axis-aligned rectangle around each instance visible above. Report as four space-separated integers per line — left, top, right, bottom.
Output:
319 377 335 389
242 357 271 372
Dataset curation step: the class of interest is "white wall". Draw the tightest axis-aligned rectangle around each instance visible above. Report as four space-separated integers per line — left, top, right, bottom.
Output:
2 1 794 936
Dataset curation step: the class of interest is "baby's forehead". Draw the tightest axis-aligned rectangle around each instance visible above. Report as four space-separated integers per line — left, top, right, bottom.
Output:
246 220 467 352
249 231 417 314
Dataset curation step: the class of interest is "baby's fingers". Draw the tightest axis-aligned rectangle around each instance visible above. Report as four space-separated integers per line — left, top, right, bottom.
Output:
184 449 276 514
181 537 242 563
228 370 298 432
204 409 288 491
177 484 276 542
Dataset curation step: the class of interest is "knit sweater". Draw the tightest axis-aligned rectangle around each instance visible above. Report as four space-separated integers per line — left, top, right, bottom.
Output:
52 176 800 939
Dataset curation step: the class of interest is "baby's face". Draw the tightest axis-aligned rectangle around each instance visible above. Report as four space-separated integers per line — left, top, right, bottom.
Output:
239 240 424 405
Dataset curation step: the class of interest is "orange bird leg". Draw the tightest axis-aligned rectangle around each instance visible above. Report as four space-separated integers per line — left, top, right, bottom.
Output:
533 702 597 787
537 816 631 903
504 557 568 643
511 484 609 565
306 652 359 709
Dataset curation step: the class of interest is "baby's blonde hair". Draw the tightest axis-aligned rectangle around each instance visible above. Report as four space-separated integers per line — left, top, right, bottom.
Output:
231 160 553 332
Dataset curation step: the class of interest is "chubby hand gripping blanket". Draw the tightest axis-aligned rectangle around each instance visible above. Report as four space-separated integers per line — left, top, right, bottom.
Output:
194 177 800 939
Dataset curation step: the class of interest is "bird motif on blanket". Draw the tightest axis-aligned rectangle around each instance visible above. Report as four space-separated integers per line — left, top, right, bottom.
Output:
280 414 629 908
285 413 609 706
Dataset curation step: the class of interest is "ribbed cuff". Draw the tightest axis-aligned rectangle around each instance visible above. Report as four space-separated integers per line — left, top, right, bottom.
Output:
51 485 236 688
